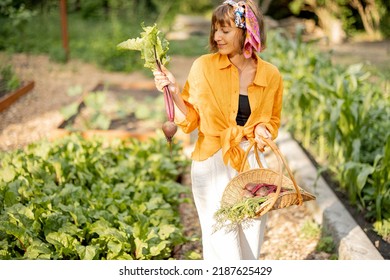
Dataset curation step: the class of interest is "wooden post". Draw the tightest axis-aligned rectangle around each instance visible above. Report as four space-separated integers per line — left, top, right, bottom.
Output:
60 0 69 62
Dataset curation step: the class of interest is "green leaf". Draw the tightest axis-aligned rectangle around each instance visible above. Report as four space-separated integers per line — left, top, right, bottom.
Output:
17 204 35 220
46 232 76 249
117 37 144 51
60 102 79 120
24 240 52 260
75 244 97 260
0 166 16 182
351 139 361 162
0 221 25 239
150 241 168 256
84 91 106 110
357 165 375 194
51 160 64 184
58 222 82 237
134 237 148 259
43 213 69 235
186 251 202 260
67 85 83 97
91 113 111 130
107 239 122 255
146 196 163 211
3 181 21 207
89 220 127 242
117 23 170 71
158 224 176 240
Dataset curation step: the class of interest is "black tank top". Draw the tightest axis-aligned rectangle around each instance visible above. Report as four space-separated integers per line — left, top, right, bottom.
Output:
236 94 251 126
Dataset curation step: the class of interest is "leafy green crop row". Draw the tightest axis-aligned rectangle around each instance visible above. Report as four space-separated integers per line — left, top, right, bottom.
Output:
262 28 390 238
0 134 192 259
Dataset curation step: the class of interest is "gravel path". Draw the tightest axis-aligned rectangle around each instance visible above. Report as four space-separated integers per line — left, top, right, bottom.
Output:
0 52 330 260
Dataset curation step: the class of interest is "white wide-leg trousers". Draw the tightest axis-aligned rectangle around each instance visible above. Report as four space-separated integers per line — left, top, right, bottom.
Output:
191 141 268 260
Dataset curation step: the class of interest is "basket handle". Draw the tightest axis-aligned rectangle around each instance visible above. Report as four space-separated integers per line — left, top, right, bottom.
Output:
240 138 303 210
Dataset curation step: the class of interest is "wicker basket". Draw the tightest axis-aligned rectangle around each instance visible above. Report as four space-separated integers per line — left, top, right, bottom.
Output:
221 137 316 218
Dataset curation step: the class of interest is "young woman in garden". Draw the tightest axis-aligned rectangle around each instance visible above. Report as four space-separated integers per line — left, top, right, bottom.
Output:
153 0 283 260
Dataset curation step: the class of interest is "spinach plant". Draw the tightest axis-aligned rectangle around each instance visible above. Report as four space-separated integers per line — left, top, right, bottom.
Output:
0 134 192 259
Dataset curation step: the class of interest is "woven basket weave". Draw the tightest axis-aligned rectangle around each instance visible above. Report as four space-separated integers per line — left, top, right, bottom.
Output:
221 137 316 218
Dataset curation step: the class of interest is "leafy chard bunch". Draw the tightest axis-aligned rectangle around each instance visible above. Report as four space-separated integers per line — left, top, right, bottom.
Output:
117 24 177 153
117 23 170 70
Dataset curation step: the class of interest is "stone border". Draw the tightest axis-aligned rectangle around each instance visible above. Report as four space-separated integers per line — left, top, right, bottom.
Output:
276 129 384 260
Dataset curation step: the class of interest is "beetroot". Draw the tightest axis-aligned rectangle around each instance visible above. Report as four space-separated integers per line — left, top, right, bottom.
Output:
243 182 280 198
162 120 177 142
154 46 178 153
244 182 258 193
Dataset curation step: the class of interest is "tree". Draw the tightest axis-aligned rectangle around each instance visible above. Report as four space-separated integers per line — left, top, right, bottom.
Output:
350 0 382 39
289 0 387 43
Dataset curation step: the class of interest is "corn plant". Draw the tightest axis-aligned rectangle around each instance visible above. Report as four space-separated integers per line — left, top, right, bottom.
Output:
262 29 390 238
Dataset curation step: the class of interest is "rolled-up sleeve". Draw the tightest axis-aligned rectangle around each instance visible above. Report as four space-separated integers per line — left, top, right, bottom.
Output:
175 59 203 133
176 101 199 133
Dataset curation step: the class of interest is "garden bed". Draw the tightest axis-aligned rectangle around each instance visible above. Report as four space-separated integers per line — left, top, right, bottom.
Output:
0 134 193 260
51 81 190 145
0 81 35 112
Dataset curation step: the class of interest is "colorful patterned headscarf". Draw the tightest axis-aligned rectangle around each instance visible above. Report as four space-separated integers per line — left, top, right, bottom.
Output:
223 0 261 58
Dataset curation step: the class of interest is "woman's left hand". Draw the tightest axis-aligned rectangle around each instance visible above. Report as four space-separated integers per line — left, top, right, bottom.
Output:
254 124 271 152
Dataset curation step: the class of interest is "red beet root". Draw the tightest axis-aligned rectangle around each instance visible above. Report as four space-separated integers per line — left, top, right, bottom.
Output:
162 120 177 142
162 120 177 156
243 182 280 198
154 46 178 153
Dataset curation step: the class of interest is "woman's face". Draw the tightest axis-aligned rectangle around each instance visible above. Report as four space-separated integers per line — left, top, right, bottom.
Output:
213 22 242 57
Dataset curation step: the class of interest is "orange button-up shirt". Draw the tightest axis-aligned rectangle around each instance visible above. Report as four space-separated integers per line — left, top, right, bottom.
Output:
176 53 284 172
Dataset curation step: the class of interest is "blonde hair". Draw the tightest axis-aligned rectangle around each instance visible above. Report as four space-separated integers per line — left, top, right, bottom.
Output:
209 0 266 54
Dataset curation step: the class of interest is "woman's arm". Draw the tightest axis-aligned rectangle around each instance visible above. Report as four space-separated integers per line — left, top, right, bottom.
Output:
254 73 284 151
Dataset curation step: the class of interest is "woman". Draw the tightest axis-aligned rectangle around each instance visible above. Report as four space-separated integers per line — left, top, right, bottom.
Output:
153 0 283 260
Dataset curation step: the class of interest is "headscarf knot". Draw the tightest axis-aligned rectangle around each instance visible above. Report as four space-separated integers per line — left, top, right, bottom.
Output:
223 0 261 58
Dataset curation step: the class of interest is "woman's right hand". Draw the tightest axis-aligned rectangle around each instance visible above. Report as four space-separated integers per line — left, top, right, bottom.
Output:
153 65 178 94
254 124 272 152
